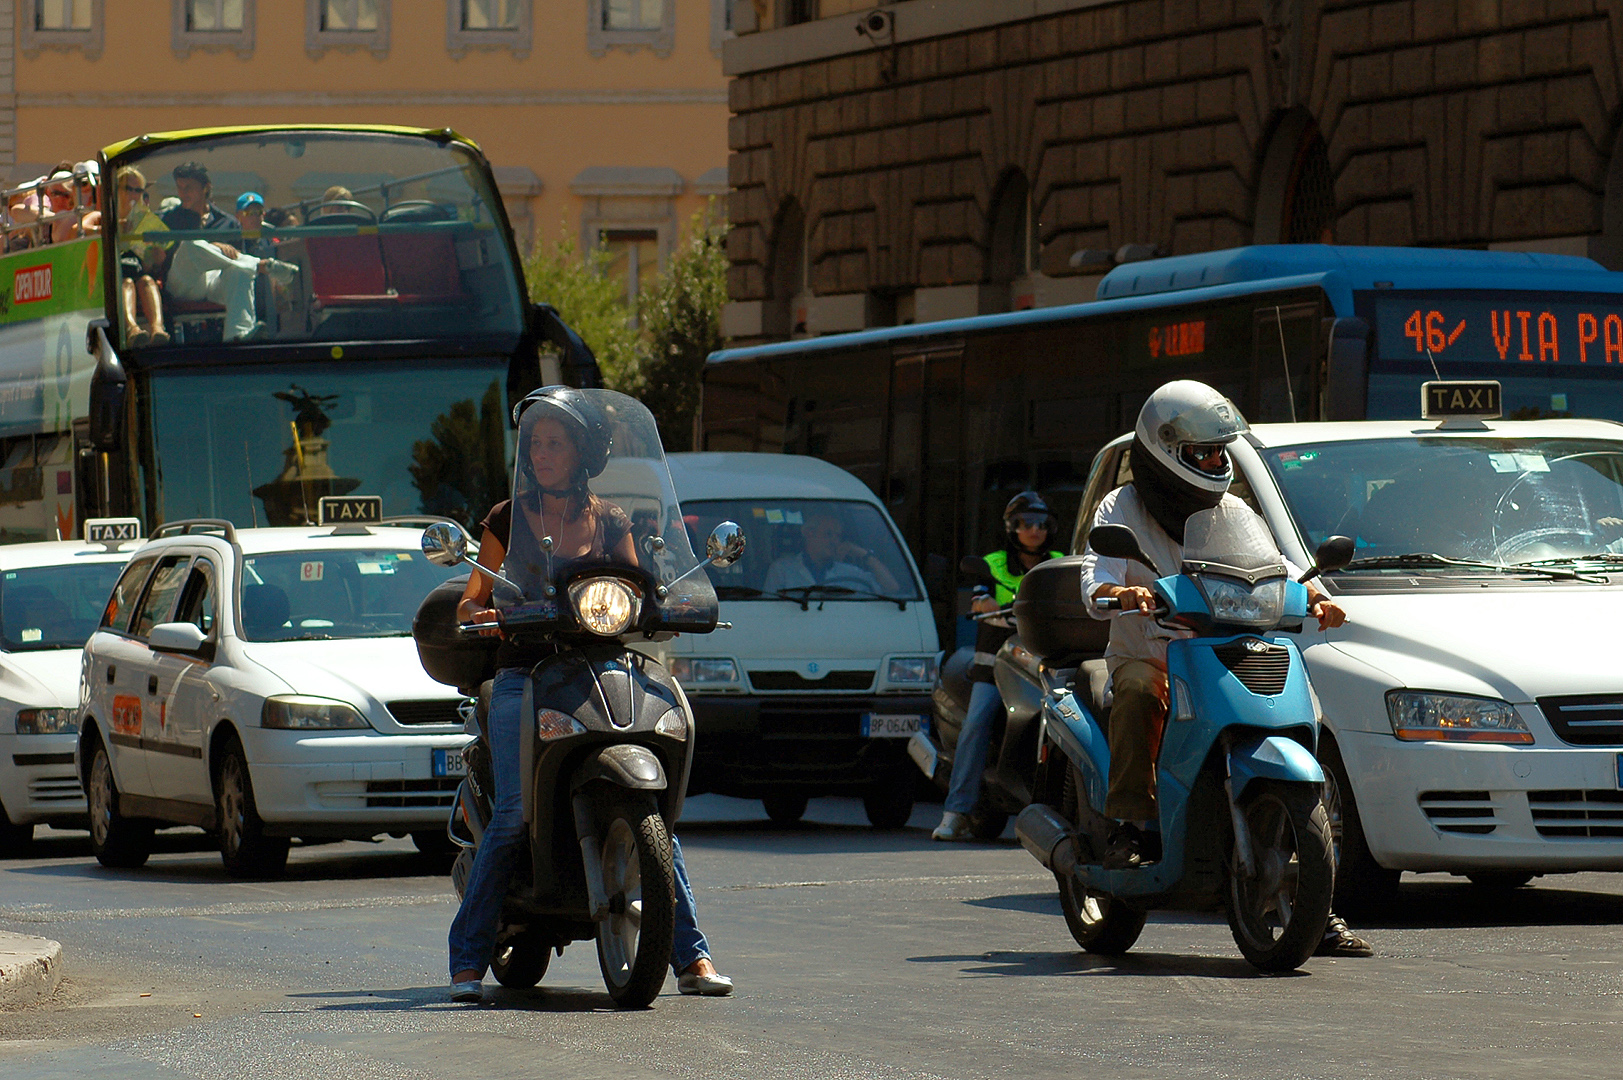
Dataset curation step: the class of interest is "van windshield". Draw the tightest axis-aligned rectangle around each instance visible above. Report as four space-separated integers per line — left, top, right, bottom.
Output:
681 499 921 601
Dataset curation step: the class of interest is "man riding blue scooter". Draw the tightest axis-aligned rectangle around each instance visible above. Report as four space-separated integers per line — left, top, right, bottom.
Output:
1080 380 1373 958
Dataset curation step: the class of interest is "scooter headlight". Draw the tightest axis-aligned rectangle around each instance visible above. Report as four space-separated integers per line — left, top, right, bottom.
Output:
569 576 641 636
1197 575 1284 628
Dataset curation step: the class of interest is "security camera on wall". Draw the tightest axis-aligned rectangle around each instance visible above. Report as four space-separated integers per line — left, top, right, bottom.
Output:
856 7 893 45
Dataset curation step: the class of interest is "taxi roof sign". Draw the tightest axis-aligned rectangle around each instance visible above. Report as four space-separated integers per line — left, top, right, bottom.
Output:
318 495 382 527
84 517 142 549
1421 380 1502 422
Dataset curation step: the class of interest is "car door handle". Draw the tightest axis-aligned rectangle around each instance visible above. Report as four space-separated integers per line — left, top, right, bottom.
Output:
148 675 159 695
106 665 115 683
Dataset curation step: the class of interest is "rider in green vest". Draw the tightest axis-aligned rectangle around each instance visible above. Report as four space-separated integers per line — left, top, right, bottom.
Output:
933 491 1064 841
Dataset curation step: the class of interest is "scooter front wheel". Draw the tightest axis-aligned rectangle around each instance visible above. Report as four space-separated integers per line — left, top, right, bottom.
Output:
595 796 677 1008
1226 781 1334 972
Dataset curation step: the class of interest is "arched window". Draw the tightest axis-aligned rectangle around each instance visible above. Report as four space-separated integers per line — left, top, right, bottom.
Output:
764 200 807 337
1254 109 1337 245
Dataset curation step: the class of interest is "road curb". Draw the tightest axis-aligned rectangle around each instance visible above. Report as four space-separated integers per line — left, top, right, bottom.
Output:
0 930 62 1005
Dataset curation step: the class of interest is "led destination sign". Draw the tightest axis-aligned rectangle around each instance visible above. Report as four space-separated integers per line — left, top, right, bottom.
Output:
1374 296 1623 365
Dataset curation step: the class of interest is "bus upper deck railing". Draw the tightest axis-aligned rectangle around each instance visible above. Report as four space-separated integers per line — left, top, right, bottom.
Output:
0 170 97 252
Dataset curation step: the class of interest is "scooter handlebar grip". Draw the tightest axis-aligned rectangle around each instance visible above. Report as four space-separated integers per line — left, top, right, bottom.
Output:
1095 596 1121 610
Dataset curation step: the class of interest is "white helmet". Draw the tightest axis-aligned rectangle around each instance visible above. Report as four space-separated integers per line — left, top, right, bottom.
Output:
1133 381 1249 496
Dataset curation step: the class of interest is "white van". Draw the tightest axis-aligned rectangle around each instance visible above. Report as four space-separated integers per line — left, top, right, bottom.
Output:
646 452 940 828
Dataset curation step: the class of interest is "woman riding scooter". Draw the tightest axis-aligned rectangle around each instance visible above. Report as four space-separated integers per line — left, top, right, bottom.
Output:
933 492 1064 841
1080 380 1373 958
447 386 734 1002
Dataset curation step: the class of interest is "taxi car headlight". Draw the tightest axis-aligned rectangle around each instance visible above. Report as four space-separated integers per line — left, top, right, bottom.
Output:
670 657 739 685
569 577 640 636
886 655 938 685
1197 575 1285 628
1386 691 1533 744
262 695 371 730
16 707 77 734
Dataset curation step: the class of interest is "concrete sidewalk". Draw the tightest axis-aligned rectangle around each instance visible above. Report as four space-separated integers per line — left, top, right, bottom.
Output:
0 930 62 1005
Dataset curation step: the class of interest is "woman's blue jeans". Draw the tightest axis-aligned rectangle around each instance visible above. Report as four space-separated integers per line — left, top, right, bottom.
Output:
448 666 712 977
944 679 1002 814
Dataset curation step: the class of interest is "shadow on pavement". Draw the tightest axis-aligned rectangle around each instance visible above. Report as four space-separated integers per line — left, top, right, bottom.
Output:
5 843 456 886
906 949 1271 980
1353 876 1623 930
292 985 622 1013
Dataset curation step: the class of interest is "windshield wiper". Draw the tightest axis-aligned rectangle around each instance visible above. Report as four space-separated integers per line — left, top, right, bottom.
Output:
715 584 772 599
776 583 909 611
1342 552 1601 582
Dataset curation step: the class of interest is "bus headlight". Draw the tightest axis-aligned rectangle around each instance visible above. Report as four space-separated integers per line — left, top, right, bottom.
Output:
569 577 640 636
262 696 371 730
1386 691 1533 744
16 707 77 734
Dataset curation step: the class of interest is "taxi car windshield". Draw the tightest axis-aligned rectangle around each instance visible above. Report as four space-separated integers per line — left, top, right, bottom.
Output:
1263 437 1623 567
240 549 457 642
1 562 128 651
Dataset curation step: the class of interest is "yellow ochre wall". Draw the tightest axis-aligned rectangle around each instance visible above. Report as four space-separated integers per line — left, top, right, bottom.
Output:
12 1 729 259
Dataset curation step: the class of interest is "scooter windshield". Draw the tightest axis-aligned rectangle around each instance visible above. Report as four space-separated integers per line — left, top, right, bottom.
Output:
494 388 717 634
1182 503 1290 629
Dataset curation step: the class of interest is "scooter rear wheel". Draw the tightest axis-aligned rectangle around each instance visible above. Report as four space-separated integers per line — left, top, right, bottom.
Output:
1226 781 1334 972
491 922 550 989
595 796 677 1008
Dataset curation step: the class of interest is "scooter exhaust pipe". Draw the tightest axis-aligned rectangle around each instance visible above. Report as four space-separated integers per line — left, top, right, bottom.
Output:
1016 804 1077 875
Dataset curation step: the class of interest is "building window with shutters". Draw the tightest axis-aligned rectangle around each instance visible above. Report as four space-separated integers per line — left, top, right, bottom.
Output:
21 0 105 59
447 0 531 59
173 0 255 58
306 0 390 58
587 0 674 57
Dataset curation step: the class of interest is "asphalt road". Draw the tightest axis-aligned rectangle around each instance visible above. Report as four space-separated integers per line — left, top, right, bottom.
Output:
2 795 1622 1080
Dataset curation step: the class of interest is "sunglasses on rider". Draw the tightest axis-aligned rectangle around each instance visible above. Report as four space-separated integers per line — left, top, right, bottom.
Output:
1180 443 1228 471
1011 512 1050 530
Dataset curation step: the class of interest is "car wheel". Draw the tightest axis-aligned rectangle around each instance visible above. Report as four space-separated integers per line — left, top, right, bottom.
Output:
0 801 34 859
216 742 289 878
87 738 152 869
862 776 914 830
1319 735 1400 914
762 794 808 823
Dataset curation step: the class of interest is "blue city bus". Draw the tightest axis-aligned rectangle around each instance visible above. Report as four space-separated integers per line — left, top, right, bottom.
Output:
700 244 1623 636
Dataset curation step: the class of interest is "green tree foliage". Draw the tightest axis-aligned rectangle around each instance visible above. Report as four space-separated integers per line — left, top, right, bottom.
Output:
409 379 509 530
521 230 645 394
638 206 729 450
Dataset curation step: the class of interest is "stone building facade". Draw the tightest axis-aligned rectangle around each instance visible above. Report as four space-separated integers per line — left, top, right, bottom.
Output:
721 0 1623 342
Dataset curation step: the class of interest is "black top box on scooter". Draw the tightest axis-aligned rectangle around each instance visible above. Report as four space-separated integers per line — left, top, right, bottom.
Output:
413 573 500 693
1013 555 1109 659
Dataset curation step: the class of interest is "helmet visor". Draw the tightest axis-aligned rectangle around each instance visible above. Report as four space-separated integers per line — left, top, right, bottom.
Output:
1010 512 1051 531
1160 396 1249 448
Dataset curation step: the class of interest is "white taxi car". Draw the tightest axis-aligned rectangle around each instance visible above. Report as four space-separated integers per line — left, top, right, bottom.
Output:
77 519 471 876
0 533 137 856
1072 410 1623 906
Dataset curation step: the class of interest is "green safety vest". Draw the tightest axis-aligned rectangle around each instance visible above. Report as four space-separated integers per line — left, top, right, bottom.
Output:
983 549 1065 605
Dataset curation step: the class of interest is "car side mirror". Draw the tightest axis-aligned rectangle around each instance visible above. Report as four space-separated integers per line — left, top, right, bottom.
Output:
1088 524 1158 573
706 521 746 566
422 522 469 567
1300 535 1356 583
149 621 210 656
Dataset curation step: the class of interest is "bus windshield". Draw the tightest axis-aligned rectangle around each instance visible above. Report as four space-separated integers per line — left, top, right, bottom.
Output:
110 130 525 350
1364 290 1623 420
144 356 512 528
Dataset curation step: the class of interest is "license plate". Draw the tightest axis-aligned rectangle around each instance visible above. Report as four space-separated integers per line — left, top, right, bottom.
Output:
863 713 923 738
432 748 467 778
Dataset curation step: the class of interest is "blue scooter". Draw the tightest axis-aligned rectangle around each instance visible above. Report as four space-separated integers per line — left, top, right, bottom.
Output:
1013 503 1354 972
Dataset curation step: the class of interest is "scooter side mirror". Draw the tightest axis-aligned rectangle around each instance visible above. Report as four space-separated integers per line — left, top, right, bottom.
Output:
706 521 746 566
1088 524 1158 573
422 522 470 567
1300 534 1355 583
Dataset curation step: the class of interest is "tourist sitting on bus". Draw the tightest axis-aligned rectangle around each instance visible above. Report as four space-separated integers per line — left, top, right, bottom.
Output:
317 185 354 216
161 161 297 343
235 192 275 258
6 189 38 251
115 167 170 347
70 161 102 236
761 507 902 595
